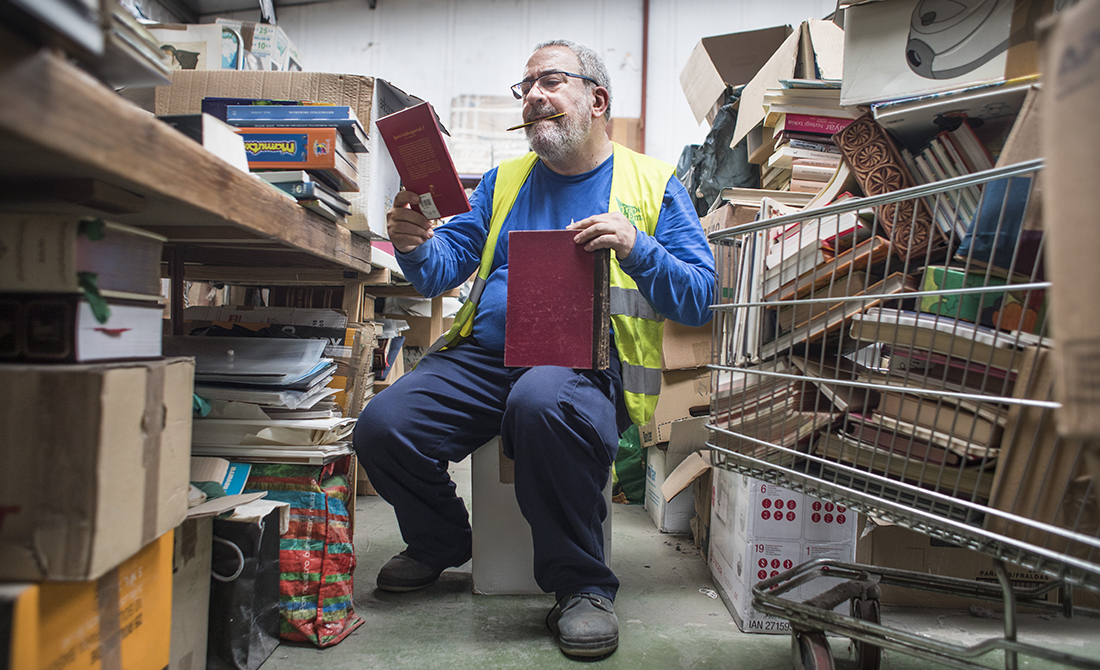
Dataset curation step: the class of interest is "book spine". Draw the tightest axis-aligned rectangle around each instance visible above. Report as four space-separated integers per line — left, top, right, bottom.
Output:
780 113 854 135
226 105 354 122
789 178 825 193
787 138 839 154
791 163 836 182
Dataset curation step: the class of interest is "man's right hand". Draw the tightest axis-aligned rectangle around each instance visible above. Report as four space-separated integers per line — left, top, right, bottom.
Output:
387 190 435 253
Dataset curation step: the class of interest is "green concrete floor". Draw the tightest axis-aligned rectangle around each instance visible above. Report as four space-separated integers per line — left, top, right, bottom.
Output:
259 461 1100 670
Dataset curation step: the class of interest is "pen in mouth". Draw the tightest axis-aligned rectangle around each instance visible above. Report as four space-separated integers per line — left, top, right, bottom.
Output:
506 112 566 131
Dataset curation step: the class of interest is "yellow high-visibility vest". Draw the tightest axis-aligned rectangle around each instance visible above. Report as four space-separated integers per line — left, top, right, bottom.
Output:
432 142 673 426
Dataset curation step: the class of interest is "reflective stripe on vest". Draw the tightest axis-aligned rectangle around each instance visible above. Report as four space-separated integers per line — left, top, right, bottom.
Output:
435 143 673 426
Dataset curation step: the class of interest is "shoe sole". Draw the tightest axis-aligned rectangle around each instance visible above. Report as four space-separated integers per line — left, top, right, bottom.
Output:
558 636 618 658
376 577 440 593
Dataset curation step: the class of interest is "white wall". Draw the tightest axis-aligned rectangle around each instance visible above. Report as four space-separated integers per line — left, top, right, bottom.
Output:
217 0 834 167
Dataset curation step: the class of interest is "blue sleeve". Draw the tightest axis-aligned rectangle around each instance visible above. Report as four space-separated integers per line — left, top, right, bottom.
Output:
395 169 497 298
617 176 716 327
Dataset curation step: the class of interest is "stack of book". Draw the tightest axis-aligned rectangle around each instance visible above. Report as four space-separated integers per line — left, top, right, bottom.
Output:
181 305 380 419
164 335 356 465
0 213 166 363
754 81 859 194
216 99 370 223
711 357 839 465
897 121 995 240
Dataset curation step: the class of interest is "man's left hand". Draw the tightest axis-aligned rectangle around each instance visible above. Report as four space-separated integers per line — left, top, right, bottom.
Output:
568 212 637 259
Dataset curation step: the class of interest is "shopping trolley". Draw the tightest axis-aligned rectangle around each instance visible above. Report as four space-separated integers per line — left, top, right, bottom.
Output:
707 158 1100 669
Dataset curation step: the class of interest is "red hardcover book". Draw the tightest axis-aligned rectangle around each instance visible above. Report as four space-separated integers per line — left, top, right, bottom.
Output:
504 230 610 369
375 101 471 220
774 113 854 136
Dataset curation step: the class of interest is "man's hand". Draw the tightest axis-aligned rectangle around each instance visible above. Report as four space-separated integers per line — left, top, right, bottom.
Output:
567 212 637 259
387 190 435 253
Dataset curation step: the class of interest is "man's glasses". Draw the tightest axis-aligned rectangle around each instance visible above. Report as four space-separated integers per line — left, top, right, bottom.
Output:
511 71 599 100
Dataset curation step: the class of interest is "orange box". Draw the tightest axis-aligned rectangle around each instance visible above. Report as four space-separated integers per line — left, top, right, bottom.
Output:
2 531 174 670
237 127 359 191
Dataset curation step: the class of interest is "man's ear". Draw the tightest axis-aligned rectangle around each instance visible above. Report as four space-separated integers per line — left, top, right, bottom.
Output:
591 87 610 119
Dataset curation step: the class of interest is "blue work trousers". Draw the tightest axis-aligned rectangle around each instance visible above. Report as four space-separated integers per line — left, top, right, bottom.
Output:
353 341 625 602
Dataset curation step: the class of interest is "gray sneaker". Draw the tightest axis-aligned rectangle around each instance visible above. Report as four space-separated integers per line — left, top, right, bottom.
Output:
549 593 619 658
376 552 444 592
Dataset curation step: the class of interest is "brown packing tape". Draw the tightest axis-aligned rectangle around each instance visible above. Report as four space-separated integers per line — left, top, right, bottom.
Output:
95 567 123 670
1003 0 1050 81
142 364 166 546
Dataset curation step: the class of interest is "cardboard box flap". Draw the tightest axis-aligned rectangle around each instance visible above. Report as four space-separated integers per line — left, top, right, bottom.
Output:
661 450 711 502
680 25 794 125
731 20 847 149
667 416 710 454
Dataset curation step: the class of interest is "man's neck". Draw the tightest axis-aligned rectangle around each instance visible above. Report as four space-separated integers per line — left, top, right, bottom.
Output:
541 135 614 176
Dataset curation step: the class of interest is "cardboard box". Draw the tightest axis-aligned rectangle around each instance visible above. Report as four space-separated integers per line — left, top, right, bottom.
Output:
382 314 454 350
855 522 1060 610
662 320 712 371
644 447 693 533
0 358 193 581
1 530 174 670
639 369 710 447
731 20 845 148
679 25 795 126
170 517 212 670
840 0 1061 107
155 71 424 241
708 468 857 634
1039 0 1100 438
660 450 713 550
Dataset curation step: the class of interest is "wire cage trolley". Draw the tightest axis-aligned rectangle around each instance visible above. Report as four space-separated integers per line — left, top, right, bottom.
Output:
706 158 1100 670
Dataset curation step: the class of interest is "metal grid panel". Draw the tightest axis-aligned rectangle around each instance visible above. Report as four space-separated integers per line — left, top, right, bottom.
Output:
706 158 1100 595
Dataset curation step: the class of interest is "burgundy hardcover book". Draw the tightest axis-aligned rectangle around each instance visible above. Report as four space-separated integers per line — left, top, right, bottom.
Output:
375 101 471 219
504 229 610 369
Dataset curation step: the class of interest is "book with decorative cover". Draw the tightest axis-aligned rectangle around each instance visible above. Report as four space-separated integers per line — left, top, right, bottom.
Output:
833 113 948 259
504 230 610 369
374 101 470 220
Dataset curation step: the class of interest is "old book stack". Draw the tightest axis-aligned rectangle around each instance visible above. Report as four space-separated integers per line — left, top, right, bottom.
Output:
180 305 380 420
217 99 369 223
755 81 858 194
165 333 356 465
0 213 167 364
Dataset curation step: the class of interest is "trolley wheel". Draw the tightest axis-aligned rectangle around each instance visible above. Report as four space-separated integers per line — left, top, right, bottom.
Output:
850 597 882 670
792 631 834 670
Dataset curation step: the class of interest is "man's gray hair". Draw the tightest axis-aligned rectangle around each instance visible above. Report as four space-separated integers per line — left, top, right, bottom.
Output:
533 39 612 120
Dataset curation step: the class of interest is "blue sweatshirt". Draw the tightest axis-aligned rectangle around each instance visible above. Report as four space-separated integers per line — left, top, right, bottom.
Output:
396 155 716 351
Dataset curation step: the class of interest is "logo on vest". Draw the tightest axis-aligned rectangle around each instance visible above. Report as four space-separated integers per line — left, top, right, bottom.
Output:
615 197 644 228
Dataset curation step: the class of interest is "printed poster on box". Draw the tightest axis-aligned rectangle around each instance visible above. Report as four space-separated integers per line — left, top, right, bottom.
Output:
840 0 1064 107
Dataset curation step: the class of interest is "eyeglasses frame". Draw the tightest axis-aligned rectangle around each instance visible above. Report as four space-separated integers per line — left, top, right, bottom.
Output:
511 70 601 100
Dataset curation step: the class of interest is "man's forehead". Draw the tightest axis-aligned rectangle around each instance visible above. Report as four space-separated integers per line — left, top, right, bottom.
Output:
523 46 580 77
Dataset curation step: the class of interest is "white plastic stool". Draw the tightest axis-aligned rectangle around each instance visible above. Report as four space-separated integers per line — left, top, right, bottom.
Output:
470 437 613 595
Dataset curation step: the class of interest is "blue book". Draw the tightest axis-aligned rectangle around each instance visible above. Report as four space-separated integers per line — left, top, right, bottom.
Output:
226 105 368 152
956 176 1033 272
200 97 299 123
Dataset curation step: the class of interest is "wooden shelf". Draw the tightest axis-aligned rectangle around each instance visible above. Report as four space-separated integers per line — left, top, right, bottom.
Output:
0 47 374 274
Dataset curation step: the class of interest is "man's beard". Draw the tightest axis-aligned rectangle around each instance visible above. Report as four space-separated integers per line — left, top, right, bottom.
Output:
525 103 591 164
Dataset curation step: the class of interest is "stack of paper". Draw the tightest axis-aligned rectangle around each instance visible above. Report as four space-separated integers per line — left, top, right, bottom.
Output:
164 336 354 464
